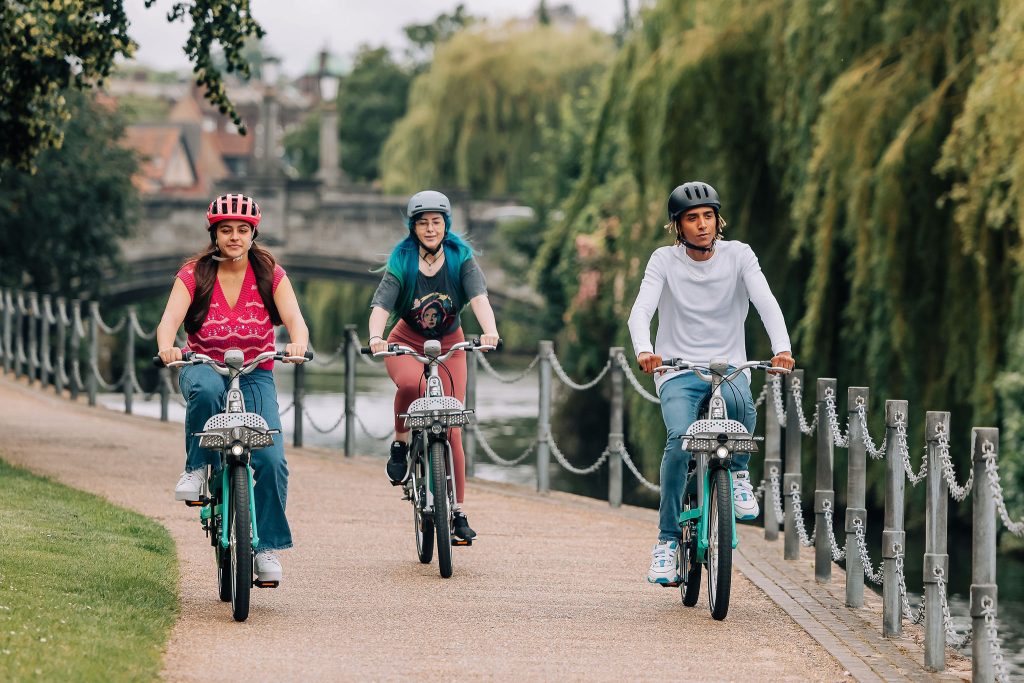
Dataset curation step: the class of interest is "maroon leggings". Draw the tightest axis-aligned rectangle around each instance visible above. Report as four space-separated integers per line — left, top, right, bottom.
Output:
385 320 467 503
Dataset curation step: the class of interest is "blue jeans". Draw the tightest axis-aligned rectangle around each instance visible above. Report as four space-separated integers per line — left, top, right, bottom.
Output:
179 365 292 551
657 370 756 542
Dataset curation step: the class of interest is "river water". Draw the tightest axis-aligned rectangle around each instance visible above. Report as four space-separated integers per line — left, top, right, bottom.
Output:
101 358 1021 675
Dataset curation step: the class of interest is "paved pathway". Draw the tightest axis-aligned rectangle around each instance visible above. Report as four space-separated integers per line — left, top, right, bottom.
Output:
0 376 968 681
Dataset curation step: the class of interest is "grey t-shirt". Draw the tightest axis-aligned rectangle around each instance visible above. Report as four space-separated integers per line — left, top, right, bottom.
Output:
371 257 487 338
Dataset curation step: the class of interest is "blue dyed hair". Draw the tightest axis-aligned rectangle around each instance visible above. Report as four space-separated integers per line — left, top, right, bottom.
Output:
383 214 475 322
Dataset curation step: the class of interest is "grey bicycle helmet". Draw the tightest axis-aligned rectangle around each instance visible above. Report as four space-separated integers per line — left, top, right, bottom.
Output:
406 190 451 220
667 181 721 221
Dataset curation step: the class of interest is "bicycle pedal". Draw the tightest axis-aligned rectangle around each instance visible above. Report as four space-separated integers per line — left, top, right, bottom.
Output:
451 538 473 547
183 497 207 508
253 580 279 589
659 580 682 588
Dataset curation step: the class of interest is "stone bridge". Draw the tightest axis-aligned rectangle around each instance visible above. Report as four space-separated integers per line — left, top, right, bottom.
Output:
108 181 537 309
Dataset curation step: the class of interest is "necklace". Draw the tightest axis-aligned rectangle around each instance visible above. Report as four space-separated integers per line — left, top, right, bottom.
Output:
420 250 444 270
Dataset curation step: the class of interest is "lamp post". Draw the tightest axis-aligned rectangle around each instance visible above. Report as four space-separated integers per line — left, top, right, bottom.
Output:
256 56 282 177
317 72 343 188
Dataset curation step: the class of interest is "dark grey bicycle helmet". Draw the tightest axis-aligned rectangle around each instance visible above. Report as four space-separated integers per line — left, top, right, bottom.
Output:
406 190 451 220
667 181 721 221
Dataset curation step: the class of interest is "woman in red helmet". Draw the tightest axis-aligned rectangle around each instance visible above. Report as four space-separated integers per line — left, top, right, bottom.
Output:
155 193 309 584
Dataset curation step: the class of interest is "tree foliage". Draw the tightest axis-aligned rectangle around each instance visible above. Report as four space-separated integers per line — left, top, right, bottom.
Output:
380 23 614 196
0 90 138 297
519 0 1024 521
0 0 262 173
338 47 413 183
402 3 477 67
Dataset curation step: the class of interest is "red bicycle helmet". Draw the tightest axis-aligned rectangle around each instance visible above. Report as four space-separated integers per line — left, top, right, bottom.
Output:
207 193 261 228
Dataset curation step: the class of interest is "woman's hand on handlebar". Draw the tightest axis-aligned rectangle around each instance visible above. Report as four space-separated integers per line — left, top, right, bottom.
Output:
637 352 663 374
479 332 500 351
369 335 389 355
283 342 308 362
158 347 183 366
770 350 795 374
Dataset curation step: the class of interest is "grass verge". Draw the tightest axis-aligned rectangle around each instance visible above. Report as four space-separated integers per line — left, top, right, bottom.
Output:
0 458 177 681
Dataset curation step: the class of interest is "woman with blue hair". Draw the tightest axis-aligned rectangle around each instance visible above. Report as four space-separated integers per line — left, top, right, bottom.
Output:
367 190 501 541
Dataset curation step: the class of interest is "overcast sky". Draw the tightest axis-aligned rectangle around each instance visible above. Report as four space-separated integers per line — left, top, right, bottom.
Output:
125 1 628 76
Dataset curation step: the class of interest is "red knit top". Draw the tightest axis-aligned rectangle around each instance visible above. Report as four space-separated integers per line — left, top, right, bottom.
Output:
176 261 286 370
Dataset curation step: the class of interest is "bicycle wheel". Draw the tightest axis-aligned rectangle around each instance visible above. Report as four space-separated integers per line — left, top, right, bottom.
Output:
707 467 733 621
412 445 434 564
209 470 231 602
229 465 252 622
430 440 453 578
680 496 701 607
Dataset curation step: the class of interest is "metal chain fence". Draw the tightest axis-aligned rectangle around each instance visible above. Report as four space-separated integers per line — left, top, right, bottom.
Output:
466 423 537 466
893 543 925 625
549 352 611 391
980 595 1010 683
981 439 1024 537
934 568 971 648
789 482 816 547
477 352 541 383
824 387 850 447
546 431 611 475
621 444 661 493
789 378 819 435
615 352 660 403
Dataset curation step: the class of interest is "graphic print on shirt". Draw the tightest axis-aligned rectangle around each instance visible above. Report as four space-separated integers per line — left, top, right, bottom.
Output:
411 291 455 338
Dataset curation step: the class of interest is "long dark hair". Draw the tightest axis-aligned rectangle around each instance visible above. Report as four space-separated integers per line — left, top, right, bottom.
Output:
183 234 282 334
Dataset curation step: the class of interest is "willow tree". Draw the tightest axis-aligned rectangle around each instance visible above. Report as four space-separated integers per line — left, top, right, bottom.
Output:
379 22 613 196
527 0 1022 518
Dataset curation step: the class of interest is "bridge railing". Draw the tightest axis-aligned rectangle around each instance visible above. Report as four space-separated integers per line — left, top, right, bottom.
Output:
2 286 1021 681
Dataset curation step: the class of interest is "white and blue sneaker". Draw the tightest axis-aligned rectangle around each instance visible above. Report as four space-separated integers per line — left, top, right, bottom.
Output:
732 470 760 521
647 540 680 585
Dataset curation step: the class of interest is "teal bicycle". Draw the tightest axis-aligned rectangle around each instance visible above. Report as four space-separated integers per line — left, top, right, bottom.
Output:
655 358 787 620
156 348 311 621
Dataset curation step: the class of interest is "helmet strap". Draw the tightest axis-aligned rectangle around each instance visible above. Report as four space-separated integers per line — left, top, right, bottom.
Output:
209 228 252 263
674 214 721 254
412 231 446 257
680 238 715 254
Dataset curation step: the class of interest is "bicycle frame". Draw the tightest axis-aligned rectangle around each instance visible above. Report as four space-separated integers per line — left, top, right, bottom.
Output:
189 350 279 549
660 359 771 560
366 338 497 564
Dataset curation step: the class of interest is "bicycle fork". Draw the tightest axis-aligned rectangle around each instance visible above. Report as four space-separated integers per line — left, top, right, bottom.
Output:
693 460 739 563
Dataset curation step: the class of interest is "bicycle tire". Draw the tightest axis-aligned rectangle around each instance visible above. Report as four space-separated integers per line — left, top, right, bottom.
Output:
707 467 733 620
413 443 434 564
229 465 252 622
430 440 453 578
217 543 231 602
209 470 231 602
680 495 701 607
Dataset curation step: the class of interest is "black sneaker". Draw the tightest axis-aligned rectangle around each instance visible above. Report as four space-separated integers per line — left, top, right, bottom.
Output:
452 511 476 540
386 440 409 485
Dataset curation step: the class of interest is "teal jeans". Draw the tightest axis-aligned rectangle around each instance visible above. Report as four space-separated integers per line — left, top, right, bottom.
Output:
657 370 756 542
180 365 292 551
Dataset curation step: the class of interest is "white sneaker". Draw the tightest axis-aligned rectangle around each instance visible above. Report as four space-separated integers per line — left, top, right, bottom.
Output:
733 470 760 521
255 551 282 583
646 540 680 585
174 469 206 501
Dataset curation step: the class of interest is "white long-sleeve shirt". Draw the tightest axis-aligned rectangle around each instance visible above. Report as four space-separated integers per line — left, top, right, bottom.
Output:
627 240 791 393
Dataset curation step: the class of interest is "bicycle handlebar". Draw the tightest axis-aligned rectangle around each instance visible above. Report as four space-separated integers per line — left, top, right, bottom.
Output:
653 359 790 382
152 349 314 371
360 338 502 362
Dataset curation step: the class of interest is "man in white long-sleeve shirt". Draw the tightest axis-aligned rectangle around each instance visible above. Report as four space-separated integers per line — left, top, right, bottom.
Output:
627 181 796 585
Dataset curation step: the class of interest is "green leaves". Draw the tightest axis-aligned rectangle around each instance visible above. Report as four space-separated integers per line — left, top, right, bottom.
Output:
1 1 263 172
380 23 613 196
0 89 137 296
0 1 135 172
